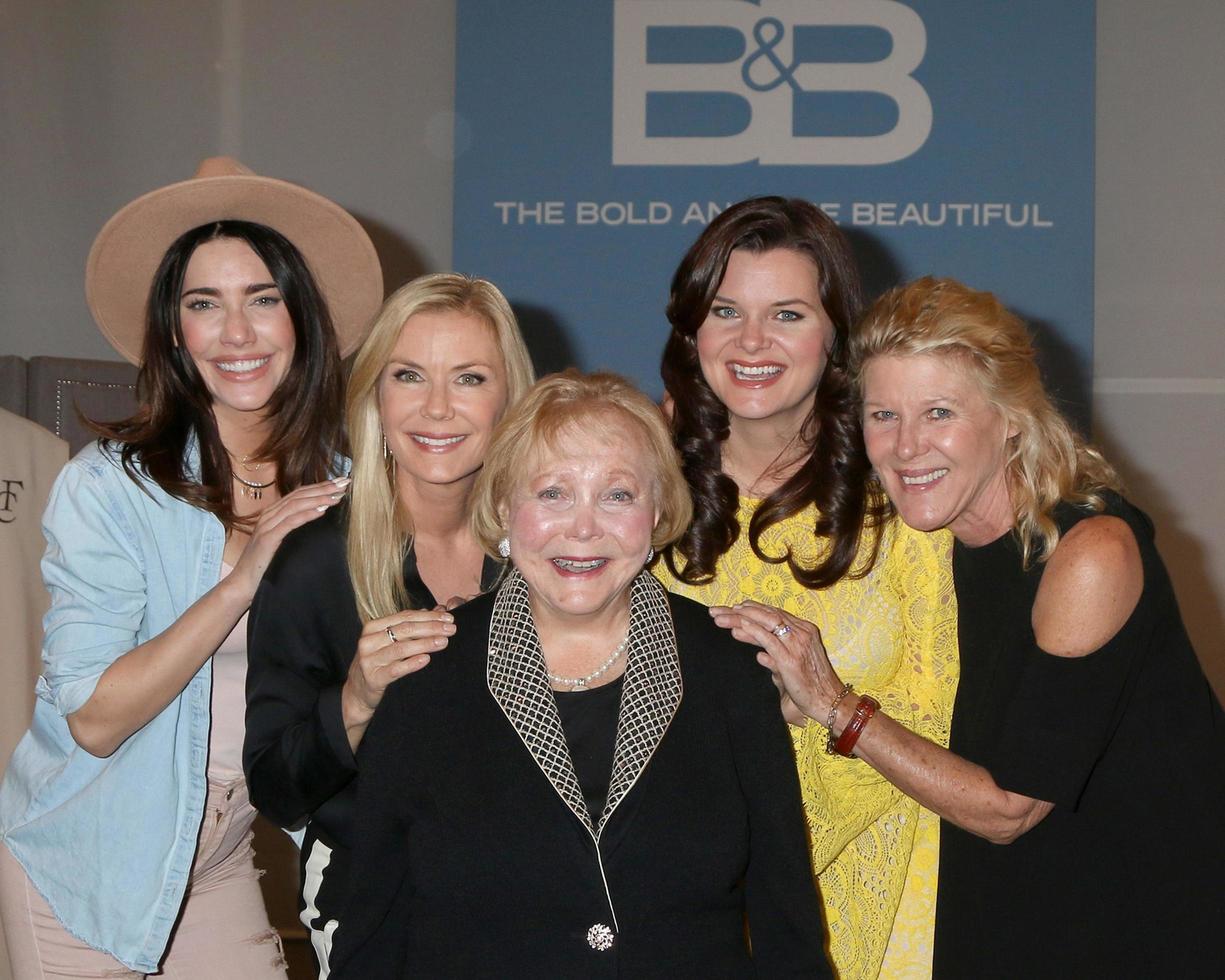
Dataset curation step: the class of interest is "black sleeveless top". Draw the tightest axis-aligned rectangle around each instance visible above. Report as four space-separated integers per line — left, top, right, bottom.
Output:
933 492 1225 979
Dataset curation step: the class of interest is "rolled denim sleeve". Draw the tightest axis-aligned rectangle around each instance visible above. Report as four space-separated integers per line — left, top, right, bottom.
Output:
39 455 147 717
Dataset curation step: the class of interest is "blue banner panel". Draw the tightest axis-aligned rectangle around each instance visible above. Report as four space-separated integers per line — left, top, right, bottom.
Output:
455 1 1094 417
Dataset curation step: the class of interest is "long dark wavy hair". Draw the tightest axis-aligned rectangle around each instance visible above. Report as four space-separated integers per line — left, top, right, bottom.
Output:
93 220 346 529
660 196 888 588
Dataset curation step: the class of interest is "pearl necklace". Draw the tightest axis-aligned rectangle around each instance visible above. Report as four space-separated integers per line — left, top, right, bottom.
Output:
546 635 629 691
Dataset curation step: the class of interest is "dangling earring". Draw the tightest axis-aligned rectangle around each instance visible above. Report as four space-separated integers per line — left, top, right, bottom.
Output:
645 546 655 565
382 434 391 460
497 537 511 559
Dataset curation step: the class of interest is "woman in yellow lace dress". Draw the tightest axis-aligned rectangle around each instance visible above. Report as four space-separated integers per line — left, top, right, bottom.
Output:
653 197 958 978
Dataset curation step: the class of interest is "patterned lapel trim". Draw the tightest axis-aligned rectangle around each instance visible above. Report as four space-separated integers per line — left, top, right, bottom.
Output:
488 570 593 833
597 573 682 836
486 570 683 839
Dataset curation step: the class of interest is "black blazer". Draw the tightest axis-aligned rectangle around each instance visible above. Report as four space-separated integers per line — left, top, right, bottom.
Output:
329 581 830 979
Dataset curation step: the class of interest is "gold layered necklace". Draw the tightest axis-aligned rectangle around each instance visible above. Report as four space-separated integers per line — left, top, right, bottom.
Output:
231 453 275 501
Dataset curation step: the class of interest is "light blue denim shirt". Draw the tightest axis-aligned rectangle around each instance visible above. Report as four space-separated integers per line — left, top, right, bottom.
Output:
3 439 239 971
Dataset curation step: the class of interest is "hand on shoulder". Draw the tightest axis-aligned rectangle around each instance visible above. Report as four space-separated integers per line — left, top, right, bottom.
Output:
1032 515 1143 657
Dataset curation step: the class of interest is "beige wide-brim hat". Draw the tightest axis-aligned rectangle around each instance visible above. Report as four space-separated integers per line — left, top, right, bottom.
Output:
85 156 384 363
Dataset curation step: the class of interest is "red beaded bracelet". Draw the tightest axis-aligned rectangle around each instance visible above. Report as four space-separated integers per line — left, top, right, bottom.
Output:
834 694 881 757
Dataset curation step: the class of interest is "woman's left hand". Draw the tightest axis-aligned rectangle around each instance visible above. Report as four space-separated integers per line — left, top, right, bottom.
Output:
709 601 845 724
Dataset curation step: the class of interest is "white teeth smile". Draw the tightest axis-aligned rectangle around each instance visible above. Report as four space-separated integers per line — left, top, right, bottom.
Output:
901 469 948 486
411 435 465 447
731 364 783 381
552 558 606 571
215 357 270 373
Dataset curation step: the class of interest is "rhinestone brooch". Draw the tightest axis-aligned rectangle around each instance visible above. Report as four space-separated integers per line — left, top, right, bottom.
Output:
586 923 615 951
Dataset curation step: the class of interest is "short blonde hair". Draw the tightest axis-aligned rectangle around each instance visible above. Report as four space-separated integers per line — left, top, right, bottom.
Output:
851 276 1119 565
470 370 693 555
346 273 536 621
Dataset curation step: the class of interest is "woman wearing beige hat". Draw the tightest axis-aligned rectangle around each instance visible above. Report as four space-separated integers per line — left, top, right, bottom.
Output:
0 158 382 977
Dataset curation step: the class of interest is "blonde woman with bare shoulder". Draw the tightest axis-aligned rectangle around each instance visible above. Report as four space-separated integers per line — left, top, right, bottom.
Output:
725 277 1225 977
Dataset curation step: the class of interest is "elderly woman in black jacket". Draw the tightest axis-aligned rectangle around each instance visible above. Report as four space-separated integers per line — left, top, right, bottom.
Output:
329 371 830 979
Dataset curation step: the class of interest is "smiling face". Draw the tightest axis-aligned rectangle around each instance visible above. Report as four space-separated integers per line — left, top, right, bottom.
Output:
862 352 1018 546
379 308 509 498
503 420 660 631
695 247 834 438
179 237 296 429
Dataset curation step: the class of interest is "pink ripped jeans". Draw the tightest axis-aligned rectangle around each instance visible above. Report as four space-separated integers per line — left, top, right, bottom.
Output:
0 776 286 979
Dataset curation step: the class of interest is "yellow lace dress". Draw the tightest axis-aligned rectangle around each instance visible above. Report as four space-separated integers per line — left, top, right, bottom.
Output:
654 499 958 979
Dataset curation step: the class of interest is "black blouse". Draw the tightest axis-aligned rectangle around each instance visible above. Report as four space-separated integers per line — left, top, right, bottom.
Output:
554 675 625 823
934 492 1225 978
243 506 503 850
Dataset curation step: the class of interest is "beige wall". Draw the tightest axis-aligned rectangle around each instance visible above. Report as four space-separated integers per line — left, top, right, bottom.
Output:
0 0 456 363
1095 1 1225 694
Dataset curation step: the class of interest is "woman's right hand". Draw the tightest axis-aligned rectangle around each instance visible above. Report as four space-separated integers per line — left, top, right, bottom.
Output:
226 477 351 600
340 608 455 750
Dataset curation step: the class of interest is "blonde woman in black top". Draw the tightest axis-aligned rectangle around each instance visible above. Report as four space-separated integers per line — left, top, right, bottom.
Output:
717 277 1225 978
244 273 534 977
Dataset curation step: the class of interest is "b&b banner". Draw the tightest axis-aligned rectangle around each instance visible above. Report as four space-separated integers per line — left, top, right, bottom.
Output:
454 0 1094 414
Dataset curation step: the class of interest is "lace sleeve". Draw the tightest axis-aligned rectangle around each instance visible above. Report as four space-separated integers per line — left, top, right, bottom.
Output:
792 521 959 978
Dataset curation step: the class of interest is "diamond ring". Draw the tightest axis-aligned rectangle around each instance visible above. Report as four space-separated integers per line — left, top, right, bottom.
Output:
386 626 398 643
772 623 792 638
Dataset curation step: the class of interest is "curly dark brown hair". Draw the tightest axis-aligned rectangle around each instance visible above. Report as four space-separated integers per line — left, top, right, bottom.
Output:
660 196 888 588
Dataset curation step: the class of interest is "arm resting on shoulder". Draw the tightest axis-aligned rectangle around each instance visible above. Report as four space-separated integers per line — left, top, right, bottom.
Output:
71 479 345 758
733 515 1144 845
846 714 1053 844
69 575 255 758
842 516 1142 843
327 681 415 978
38 458 255 759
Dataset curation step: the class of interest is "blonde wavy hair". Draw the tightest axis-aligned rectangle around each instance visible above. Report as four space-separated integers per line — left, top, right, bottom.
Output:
851 276 1120 565
470 370 693 557
346 273 535 621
